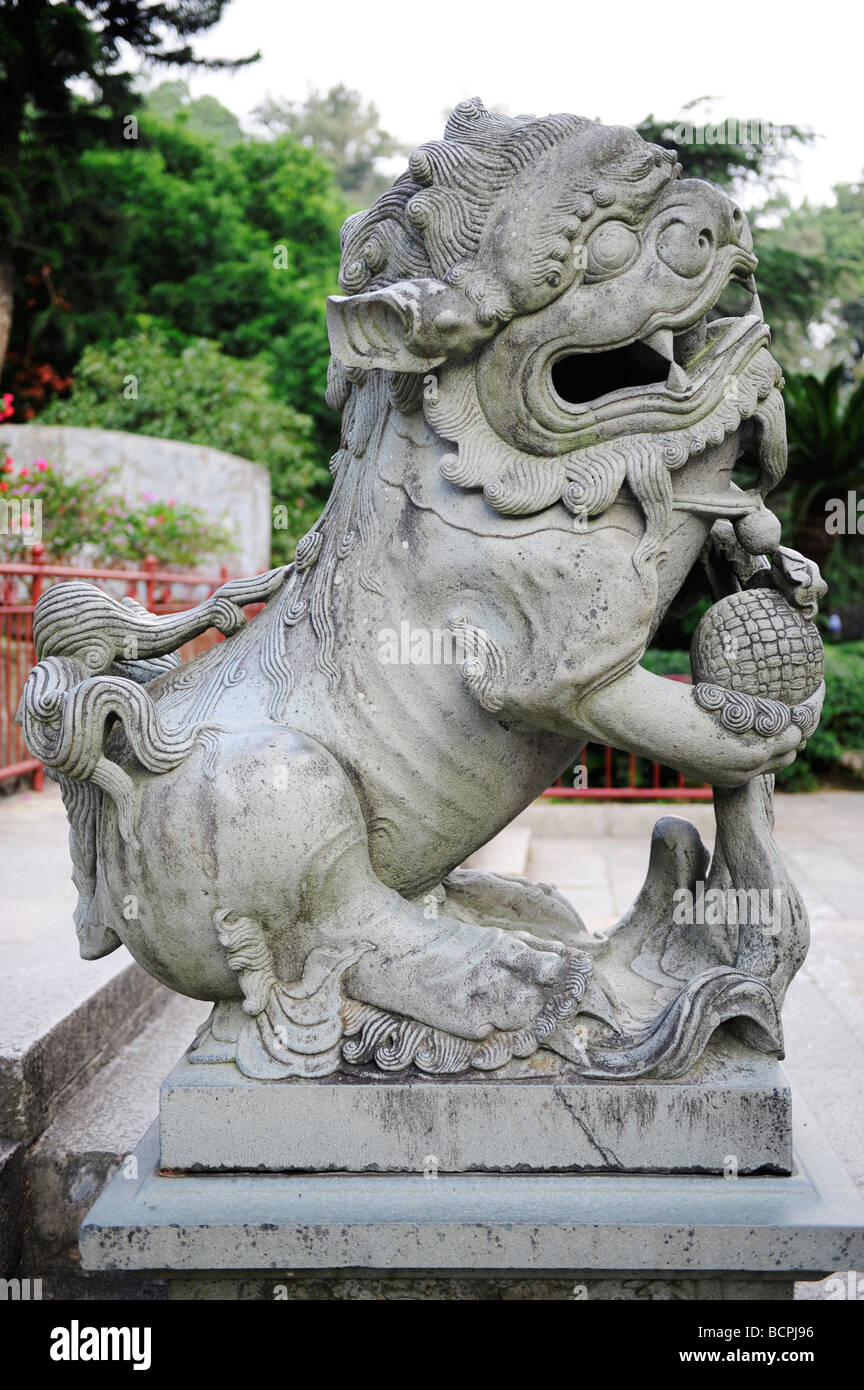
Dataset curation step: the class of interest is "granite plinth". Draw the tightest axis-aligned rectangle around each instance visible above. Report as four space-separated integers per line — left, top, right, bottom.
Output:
80 1096 864 1300
160 1034 791 1175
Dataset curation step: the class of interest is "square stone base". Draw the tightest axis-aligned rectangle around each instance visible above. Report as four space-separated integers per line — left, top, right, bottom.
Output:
80 1095 864 1300
161 1033 792 1175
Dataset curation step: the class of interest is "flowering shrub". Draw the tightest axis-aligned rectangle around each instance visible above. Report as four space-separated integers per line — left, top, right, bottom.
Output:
0 401 232 567
1 352 74 420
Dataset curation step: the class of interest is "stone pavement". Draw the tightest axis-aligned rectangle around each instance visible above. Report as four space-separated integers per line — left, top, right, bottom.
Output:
1 782 861 1300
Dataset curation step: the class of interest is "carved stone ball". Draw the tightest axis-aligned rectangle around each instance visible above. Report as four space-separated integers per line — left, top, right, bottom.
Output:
691 585 824 705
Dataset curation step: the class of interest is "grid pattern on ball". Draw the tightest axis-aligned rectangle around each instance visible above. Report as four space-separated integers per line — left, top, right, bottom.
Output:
691 587 823 704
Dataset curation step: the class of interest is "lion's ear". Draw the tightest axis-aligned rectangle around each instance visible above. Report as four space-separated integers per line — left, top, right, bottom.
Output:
327 278 486 372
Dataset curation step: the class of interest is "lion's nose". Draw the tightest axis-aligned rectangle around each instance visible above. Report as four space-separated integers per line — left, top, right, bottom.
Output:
655 180 755 276
656 219 716 278
712 194 754 254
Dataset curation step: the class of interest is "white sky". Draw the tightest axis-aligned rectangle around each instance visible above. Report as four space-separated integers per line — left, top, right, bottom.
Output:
178 0 863 209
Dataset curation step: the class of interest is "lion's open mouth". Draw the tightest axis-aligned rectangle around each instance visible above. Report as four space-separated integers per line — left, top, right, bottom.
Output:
552 336 683 403
549 274 763 409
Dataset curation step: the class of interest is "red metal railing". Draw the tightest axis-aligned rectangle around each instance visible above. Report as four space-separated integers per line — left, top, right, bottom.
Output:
541 675 712 802
2 550 711 801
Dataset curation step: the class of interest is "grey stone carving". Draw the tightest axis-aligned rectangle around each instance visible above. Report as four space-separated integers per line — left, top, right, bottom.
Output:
19 100 826 1087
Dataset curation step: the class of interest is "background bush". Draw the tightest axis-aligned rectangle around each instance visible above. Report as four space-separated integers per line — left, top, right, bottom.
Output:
40 328 331 560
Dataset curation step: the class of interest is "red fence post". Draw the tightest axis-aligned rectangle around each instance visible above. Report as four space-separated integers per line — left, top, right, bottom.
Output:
31 541 46 606
144 554 157 612
30 544 45 789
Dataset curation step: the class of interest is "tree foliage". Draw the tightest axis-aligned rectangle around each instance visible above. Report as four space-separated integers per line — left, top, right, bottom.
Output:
755 182 864 367
253 84 407 205
0 0 257 369
5 108 347 465
145 80 245 147
778 366 864 569
40 328 332 560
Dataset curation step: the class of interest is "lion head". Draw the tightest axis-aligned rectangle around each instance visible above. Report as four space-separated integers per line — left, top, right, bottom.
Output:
326 99 786 579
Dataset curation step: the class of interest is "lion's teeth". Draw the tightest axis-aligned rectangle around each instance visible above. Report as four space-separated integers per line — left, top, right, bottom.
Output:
740 274 763 320
641 328 674 360
666 361 691 391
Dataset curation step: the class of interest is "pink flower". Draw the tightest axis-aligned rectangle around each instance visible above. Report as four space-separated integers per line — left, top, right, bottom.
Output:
34 460 49 472
145 516 156 527
141 491 156 503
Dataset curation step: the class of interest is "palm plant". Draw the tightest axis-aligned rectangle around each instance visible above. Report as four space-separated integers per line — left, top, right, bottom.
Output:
778 366 864 572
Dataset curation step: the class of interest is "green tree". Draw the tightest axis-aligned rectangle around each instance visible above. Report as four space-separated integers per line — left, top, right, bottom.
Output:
0 0 257 376
253 84 406 205
635 102 834 370
6 109 345 439
146 79 245 147
40 327 333 560
777 365 864 574
636 101 813 193
755 181 864 369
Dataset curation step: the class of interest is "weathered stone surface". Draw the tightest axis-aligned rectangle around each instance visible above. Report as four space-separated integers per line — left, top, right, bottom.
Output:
160 1034 791 1174
0 1137 24 1276
164 1274 796 1301
23 994 209 1269
81 1099 864 1290
0 783 172 1144
0 961 169 1145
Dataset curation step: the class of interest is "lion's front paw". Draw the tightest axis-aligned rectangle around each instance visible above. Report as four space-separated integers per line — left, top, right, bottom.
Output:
344 910 586 1040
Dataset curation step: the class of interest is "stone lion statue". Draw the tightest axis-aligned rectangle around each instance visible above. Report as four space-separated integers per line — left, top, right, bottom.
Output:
19 100 826 1082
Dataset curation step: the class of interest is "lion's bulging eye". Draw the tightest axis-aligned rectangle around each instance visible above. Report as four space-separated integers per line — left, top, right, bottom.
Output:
584 222 640 277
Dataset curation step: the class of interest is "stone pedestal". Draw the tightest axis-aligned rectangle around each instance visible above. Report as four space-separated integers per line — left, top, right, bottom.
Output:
80 1086 864 1300
161 1035 791 1175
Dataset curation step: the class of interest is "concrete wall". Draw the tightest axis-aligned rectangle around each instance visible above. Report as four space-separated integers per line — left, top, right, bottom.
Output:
1 425 271 574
